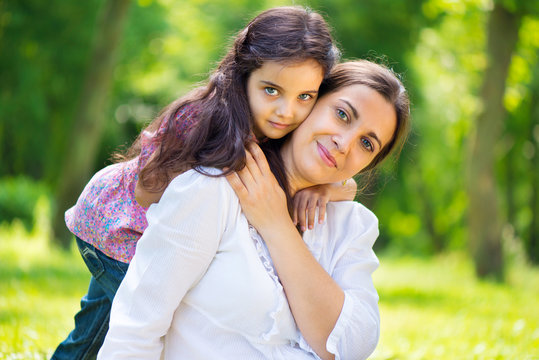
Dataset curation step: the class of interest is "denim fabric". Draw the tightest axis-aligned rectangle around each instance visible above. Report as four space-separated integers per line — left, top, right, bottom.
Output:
51 237 129 360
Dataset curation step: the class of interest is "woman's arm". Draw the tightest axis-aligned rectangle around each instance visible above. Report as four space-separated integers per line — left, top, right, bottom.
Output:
292 179 357 231
226 144 343 360
98 172 230 359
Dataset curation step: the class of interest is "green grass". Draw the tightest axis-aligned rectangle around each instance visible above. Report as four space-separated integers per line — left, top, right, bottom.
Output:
371 254 539 360
1 221 538 359
0 221 88 359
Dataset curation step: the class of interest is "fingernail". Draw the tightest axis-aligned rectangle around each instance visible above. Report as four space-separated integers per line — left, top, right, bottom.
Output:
308 225 313 230
301 226 306 231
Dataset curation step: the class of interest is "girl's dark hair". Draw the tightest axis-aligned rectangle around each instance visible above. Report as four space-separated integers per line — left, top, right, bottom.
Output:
260 60 411 213
121 6 339 191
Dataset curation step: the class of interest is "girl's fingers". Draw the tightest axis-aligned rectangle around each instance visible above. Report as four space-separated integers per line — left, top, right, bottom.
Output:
292 196 299 225
318 200 327 224
307 200 317 230
296 197 308 231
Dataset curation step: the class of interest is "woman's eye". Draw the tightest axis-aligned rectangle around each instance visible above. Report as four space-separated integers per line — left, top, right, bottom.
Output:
361 138 374 152
298 93 312 101
337 109 349 122
264 87 279 96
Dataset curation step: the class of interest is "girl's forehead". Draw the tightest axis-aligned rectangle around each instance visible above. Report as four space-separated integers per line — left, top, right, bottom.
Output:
249 60 324 90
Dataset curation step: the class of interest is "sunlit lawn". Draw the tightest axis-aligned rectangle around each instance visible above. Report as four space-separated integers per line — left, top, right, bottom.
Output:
1 221 538 359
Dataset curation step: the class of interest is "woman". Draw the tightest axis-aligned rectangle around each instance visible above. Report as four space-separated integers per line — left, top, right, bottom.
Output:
98 60 410 360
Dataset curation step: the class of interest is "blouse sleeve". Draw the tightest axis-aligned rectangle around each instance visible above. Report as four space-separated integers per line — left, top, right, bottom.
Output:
300 202 381 360
97 169 232 359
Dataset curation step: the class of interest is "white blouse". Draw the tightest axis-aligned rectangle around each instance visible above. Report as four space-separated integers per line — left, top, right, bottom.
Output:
98 168 380 360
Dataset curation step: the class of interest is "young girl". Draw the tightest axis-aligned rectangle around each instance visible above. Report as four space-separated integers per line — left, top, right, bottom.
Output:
52 6 353 360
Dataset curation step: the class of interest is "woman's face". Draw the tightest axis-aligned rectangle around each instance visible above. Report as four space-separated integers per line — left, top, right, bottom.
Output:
247 60 324 139
283 83 397 189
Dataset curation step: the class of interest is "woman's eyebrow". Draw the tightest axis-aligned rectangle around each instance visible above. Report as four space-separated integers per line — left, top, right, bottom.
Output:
261 80 319 94
341 99 382 149
341 99 358 119
369 132 382 149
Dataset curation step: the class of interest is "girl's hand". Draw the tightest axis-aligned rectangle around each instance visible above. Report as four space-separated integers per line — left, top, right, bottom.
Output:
225 142 292 235
293 179 357 231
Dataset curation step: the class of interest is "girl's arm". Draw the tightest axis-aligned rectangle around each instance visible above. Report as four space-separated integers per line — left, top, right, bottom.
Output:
134 151 184 208
293 179 357 231
134 179 165 208
225 143 344 360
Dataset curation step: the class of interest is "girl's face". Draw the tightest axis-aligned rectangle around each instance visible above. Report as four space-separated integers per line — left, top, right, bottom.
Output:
283 84 397 190
247 60 324 139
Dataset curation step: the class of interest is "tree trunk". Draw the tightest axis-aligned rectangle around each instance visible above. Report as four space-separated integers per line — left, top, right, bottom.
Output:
468 3 521 279
52 0 131 247
526 52 539 264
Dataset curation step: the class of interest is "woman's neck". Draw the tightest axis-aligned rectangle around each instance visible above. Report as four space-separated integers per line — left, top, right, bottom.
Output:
280 141 313 197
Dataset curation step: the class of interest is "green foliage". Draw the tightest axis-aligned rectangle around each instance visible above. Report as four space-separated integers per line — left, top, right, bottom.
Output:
0 177 50 232
0 0 104 181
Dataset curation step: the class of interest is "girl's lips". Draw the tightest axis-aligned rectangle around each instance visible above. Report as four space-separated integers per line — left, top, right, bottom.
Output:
268 121 290 130
317 142 337 168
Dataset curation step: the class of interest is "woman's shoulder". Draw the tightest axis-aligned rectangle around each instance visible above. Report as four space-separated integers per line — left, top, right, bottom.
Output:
164 167 236 203
320 201 379 248
168 167 226 187
147 167 240 225
327 201 378 227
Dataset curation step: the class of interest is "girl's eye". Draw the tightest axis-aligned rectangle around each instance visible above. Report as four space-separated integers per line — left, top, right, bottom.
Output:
337 109 349 122
361 138 374 152
298 93 312 101
265 87 279 96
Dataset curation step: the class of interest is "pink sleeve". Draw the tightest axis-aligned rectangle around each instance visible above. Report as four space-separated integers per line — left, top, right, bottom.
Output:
138 105 199 170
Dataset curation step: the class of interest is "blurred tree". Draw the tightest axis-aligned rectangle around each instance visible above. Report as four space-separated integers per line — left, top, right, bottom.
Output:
468 1 521 279
524 50 539 263
0 0 102 179
52 0 131 246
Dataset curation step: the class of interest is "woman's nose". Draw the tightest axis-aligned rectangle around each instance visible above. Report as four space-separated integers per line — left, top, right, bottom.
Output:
333 134 354 154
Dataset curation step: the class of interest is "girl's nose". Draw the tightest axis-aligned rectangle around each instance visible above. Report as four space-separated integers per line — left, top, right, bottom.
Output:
276 99 294 119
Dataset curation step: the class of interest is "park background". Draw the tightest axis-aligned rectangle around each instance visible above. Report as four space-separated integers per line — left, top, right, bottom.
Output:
0 0 538 358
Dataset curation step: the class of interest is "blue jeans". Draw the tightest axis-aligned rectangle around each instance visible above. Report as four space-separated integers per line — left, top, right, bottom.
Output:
51 237 129 360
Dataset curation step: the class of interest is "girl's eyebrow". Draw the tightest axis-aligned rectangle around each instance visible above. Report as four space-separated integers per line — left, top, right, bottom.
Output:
260 80 319 94
341 99 382 149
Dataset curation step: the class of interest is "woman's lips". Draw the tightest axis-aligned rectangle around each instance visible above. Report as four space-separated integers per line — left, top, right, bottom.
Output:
317 142 337 168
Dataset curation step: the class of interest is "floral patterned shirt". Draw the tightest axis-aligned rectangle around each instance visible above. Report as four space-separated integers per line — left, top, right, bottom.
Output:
65 105 199 263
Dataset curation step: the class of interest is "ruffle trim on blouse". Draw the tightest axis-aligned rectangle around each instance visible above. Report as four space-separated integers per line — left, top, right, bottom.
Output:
248 224 294 342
